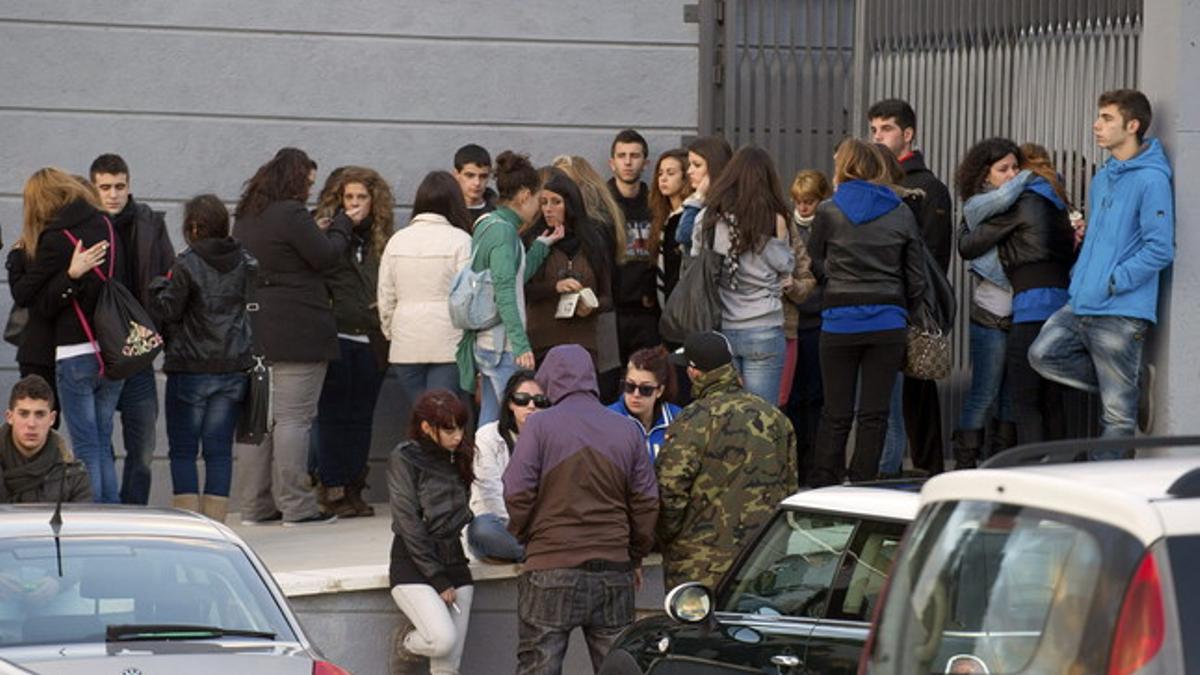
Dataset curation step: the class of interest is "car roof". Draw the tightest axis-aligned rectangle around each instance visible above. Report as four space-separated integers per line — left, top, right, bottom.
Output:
781 483 921 522
0 504 239 543
920 457 1200 544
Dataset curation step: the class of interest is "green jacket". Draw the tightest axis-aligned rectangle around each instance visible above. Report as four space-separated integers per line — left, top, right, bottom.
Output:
656 363 797 589
455 207 549 390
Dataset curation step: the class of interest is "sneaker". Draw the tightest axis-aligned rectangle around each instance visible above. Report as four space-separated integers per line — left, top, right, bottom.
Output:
389 617 423 669
240 511 283 526
282 511 338 527
1138 363 1155 433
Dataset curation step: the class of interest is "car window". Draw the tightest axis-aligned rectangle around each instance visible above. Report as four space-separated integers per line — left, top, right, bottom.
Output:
826 519 906 622
717 510 856 619
0 537 295 647
866 500 1142 675
1167 534 1200 670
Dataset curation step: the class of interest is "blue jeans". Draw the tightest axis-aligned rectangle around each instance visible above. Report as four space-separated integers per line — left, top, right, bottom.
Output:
57 354 124 503
369 361 458 461
879 374 906 474
117 367 158 505
723 326 786 403
475 346 517 426
165 372 246 496
958 321 1013 431
467 512 525 562
1029 306 1148 453
316 340 383 487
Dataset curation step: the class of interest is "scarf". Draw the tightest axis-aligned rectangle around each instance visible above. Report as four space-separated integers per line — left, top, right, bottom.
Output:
0 425 58 499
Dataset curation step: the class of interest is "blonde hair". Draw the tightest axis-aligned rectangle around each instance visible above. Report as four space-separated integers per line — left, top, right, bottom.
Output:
551 155 626 264
833 138 885 185
21 168 102 260
314 165 396 259
790 169 832 203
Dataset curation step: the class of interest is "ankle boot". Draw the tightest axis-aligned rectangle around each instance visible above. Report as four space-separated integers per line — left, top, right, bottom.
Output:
318 484 358 519
991 419 1018 456
952 429 983 469
347 470 375 517
201 495 229 523
172 493 200 513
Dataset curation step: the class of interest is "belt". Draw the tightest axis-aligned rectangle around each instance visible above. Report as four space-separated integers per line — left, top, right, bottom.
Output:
576 559 633 572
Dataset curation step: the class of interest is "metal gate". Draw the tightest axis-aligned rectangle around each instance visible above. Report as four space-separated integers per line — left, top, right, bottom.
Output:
696 0 857 181
857 0 1143 439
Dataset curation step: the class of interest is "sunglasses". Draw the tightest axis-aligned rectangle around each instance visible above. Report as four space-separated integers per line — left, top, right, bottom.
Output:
511 392 551 409
622 381 660 397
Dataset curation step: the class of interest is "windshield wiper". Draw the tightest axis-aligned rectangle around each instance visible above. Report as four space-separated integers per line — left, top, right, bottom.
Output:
106 624 276 642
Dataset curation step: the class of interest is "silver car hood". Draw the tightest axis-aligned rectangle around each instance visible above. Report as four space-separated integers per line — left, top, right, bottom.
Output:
1 641 317 674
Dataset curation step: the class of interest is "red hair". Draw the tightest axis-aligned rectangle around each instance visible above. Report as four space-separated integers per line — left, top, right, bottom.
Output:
408 389 474 485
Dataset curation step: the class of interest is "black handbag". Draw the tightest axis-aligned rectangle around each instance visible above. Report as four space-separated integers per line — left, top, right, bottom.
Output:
4 306 28 347
63 221 164 380
236 269 271 445
659 221 723 344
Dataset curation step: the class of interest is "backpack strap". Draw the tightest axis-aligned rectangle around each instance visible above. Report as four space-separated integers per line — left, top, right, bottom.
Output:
60 220 117 377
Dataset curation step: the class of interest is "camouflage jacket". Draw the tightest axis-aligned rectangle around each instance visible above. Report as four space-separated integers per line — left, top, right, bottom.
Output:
655 363 797 589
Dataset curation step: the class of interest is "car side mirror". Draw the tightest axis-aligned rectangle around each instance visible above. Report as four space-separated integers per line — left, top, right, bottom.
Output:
664 582 712 623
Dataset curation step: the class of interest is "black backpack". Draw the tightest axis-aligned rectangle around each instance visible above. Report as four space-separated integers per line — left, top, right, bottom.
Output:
63 218 164 380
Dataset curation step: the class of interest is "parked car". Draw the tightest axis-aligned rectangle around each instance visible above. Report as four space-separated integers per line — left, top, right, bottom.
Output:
0 504 350 674
600 482 921 674
860 437 1200 675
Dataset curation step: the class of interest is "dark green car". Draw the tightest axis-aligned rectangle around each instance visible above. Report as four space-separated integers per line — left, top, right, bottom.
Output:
600 484 919 675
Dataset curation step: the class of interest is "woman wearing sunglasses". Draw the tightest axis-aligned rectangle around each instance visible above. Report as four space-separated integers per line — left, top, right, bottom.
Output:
466 370 548 562
607 346 681 462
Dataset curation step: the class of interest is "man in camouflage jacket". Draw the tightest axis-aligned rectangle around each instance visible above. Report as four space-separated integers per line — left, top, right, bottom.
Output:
657 332 797 590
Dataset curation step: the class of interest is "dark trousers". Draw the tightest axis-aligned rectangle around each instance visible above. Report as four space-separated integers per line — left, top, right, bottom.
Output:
315 339 383 487
812 329 906 487
118 367 158 505
616 310 661 364
786 326 823 486
902 376 944 474
517 567 634 675
1008 321 1066 444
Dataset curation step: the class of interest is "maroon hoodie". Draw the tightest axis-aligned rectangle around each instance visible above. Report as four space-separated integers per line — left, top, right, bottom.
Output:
503 344 659 571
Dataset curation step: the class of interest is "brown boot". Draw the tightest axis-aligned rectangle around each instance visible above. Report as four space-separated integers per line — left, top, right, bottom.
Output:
319 485 358 519
172 493 200 513
346 471 375 517
201 495 229 523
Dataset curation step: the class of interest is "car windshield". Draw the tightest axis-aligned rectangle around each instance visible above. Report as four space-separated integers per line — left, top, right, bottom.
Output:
866 500 1142 674
0 537 295 647
717 509 857 619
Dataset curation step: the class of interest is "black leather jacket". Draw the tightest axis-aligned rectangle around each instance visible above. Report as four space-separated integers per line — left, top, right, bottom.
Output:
807 199 927 313
147 238 257 373
958 191 1075 294
388 439 472 591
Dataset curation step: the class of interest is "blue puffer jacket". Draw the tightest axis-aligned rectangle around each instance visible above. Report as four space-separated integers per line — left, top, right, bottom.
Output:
1069 139 1174 322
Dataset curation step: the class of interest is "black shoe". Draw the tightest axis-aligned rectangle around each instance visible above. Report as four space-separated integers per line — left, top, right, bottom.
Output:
282 511 338 527
239 511 283 526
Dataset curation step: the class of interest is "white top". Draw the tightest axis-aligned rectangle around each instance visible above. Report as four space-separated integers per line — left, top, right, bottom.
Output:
973 277 1013 318
470 421 511 520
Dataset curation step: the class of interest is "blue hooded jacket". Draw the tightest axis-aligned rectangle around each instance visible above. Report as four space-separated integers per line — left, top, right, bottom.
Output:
1070 139 1174 322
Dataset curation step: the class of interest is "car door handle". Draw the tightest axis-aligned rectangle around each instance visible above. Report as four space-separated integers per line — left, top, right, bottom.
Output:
771 654 802 667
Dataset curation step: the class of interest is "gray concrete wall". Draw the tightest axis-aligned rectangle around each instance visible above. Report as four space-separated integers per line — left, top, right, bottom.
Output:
0 1 699 504
1140 0 1200 437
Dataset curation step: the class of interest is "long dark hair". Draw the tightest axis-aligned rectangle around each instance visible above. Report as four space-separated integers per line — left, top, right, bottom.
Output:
412 170 472 233
408 389 474 486
497 369 538 454
235 147 316 219
701 145 789 256
535 168 611 279
649 149 692 260
955 137 1024 202
687 135 733 192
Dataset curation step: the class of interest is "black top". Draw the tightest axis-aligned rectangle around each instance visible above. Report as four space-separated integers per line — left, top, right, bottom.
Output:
608 179 659 312
958 191 1076 294
900 151 953 274
387 438 473 591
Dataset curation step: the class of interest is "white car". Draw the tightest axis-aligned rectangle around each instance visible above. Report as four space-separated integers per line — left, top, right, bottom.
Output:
0 504 350 674
861 438 1200 675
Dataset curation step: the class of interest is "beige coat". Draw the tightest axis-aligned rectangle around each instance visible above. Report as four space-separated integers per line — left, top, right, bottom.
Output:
377 213 472 364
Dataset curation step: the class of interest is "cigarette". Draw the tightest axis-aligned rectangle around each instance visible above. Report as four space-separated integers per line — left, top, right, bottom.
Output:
451 601 462 614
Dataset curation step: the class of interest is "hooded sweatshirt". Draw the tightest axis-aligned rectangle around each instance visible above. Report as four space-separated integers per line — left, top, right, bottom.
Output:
502 344 658 572
1070 138 1174 322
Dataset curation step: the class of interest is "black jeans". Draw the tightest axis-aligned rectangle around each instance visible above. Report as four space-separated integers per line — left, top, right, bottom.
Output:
516 566 634 675
903 376 944 474
314 339 383 487
1008 321 1065 444
812 329 906 487
786 326 823 485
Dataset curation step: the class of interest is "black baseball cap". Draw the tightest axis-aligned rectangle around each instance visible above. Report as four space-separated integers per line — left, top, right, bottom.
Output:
670 331 733 372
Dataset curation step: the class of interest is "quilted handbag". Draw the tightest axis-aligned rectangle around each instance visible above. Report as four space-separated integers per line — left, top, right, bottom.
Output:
904 308 951 380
